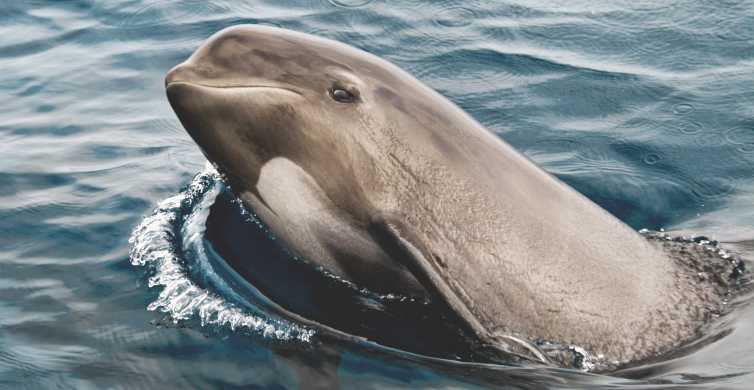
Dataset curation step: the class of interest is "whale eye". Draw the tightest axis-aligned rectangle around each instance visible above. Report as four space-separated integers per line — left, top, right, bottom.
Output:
329 87 357 103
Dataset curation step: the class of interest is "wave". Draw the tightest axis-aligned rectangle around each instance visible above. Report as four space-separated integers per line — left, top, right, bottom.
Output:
128 166 314 342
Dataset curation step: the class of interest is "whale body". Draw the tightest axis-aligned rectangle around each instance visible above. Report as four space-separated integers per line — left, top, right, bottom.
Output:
165 25 732 367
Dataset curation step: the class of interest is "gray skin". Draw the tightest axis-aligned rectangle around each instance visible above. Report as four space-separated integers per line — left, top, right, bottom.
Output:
165 25 721 366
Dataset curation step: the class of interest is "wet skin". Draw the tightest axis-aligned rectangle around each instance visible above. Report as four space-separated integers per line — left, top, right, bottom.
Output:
166 25 730 366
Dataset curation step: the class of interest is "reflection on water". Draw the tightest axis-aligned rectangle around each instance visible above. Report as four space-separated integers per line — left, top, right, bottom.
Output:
1 0 753 388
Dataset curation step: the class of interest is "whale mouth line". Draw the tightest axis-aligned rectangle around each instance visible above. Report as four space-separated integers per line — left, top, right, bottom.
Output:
166 81 303 96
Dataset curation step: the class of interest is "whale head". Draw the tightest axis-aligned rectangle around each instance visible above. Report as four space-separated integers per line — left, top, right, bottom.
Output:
165 25 466 219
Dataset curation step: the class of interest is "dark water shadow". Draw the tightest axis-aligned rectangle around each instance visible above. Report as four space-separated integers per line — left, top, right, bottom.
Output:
205 188 485 362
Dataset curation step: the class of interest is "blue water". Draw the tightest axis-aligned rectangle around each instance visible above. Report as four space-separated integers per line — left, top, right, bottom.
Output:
2 0 754 388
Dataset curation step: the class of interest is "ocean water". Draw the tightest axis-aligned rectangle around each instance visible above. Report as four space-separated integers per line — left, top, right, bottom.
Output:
2 0 754 388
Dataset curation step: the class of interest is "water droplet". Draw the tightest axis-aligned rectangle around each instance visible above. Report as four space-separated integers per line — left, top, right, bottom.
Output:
327 0 373 8
434 7 476 28
725 127 754 154
643 153 661 165
675 121 703 135
695 132 726 147
673 103 694 115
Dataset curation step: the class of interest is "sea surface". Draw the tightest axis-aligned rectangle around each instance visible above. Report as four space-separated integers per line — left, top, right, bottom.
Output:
2 1 754 388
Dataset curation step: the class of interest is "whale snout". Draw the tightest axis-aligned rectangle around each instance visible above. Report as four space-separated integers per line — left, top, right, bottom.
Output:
164 64 181 87
165 60 225 89
165 62 197 88
164 26 291 90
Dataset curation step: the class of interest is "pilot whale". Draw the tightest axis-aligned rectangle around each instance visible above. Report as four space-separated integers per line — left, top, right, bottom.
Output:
165 25 735 367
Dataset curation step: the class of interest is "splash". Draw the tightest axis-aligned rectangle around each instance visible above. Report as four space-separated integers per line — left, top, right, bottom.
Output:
128 167 314 343
639 228 746 280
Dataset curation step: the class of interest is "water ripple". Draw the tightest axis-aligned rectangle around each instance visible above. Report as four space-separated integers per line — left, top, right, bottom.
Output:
326 0 374 8
433 6 476 28
726 127 754 154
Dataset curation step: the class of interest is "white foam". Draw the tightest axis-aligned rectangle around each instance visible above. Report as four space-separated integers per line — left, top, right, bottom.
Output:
128 168 314 343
